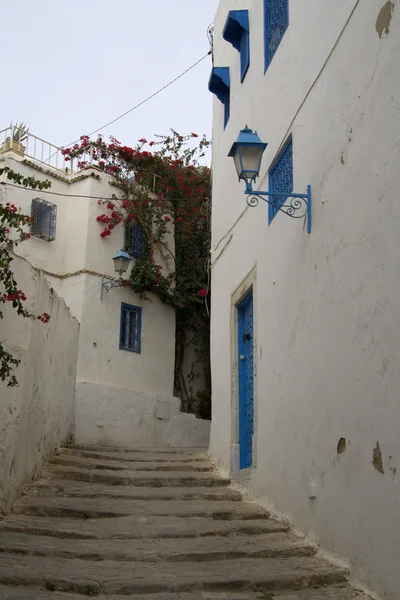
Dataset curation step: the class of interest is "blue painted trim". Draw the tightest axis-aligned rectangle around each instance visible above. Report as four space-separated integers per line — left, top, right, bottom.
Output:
209 67 231 128
237 290 253 470
119 302 142 354
223 10 250 83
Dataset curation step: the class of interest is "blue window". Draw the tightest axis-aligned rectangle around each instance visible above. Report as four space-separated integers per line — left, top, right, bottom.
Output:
124 221 149 259
31 198 57 241
223 10 250 83
208 67 230 128
120 303 142 353
268 137 293 224
264 0 289 72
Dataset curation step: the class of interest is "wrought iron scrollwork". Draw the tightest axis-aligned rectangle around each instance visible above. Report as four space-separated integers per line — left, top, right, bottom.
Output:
246 193 309 221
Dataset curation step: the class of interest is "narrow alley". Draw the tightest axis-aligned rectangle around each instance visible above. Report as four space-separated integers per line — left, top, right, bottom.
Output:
0 446 371 599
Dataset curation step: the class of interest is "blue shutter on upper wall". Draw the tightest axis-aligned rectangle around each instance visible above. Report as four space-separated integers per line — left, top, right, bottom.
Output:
264 0 289 72
124 221 149 258
208 67 231 128
223 10 250 83
268 138 293 223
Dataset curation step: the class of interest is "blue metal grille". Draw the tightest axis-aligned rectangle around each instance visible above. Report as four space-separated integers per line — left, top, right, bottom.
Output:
268 138 293 223
120 303 142 353
124 221 149 259
238 291 254 470
264 0 289 72
31 198 57 241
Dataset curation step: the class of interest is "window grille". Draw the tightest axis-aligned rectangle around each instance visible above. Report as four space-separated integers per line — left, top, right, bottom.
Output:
264 0 289 72
268 137 293 223
124 221 149 259
31 198 57 241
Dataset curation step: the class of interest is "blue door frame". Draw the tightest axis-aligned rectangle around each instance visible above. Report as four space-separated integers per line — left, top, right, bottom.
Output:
237 290 254 469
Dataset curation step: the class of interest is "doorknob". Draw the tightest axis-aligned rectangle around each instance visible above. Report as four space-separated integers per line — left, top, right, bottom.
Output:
240 355 245 360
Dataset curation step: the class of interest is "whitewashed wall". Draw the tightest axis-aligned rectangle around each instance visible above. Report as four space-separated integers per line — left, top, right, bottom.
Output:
210 1 400 597
0 256 79 513
0 154 209 449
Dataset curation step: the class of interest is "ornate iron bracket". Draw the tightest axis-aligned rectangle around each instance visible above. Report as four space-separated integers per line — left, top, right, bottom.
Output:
100 277 121 302
245 182 312 233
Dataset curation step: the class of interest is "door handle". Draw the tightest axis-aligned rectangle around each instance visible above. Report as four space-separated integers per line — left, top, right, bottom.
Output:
243 332 251 342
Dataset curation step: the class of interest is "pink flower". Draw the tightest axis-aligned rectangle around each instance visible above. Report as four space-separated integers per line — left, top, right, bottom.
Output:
197 289 207 298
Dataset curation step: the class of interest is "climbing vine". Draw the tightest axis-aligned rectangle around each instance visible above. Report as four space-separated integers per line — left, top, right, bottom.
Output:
0 166 52 386
62 130 212 417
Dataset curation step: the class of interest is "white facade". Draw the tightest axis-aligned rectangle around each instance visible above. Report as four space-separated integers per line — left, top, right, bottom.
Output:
0 147 209 459
0 256 79 512
210 1 400 598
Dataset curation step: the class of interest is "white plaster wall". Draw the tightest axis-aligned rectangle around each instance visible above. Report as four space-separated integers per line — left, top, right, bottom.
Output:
74 382 210 448
0 256 79 512
210 1 400 598
0 157 176 398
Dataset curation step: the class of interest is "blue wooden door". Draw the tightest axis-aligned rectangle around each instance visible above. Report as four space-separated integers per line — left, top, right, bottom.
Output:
238 291 254 469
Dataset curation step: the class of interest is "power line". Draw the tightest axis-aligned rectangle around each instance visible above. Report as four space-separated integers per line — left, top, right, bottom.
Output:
1 181 123 201
61 52 211 150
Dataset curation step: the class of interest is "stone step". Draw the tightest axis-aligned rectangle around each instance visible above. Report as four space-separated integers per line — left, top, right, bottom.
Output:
0 584 373 600
31 480 243 502
0 554 349 595
49 455 214 472
0 531 316 562
61 447 210 463
0 515 289 540
69 445 207 456
45 466 230 487
12 497 268 520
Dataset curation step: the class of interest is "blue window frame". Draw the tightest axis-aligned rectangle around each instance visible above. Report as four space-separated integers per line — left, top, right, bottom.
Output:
124 221 149 259
264 0 289 72
268 137 293 224
120 303 142 353
208 67 231 128
223 10 250 83
31 198 57 241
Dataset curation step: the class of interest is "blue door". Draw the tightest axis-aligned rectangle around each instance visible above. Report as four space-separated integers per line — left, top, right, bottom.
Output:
238 291 254 469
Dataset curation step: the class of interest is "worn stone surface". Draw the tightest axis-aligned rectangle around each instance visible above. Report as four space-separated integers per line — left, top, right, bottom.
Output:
0 446 372 599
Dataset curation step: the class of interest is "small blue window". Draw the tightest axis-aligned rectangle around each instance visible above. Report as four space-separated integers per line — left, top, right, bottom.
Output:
124 221 149 259
264 0 289 72
208 67 231 128
223 10 250 83
31 198 57 241
268 137 293 224
120 303 141 353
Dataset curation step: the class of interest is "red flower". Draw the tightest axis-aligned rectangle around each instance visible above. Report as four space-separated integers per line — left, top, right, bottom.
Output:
176 217 183 222
199 321 207 327
191 133 199 138
121 200 130 209
164 215 171 222
197 289 207 298
138 138 147 144
24 232 31 239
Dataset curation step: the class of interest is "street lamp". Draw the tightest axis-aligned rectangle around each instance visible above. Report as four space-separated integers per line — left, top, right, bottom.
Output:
100 249 131 301
229 126 312 233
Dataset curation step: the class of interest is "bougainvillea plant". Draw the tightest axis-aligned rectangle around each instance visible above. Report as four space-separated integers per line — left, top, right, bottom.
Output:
0 166 52 386
62 130 212 417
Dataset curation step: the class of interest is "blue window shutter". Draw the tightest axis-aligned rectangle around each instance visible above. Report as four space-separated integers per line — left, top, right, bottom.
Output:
240 30 250 82
208 67 231 128
120 303 142 353
223 10 250 83
264 0 289 72
268 138 293 224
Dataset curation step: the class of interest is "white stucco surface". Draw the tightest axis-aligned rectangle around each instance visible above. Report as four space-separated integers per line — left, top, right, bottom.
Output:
210 1 400 598
0 256 79 512
74 382 210 448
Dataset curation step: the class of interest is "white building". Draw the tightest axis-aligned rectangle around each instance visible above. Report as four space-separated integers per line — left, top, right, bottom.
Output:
0 130 209 511
209 1 400 597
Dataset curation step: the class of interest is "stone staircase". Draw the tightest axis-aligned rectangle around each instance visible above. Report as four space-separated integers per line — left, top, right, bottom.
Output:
0 446 372 600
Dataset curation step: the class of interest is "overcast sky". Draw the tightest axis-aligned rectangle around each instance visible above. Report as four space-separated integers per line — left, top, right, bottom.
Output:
1 1 218 157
